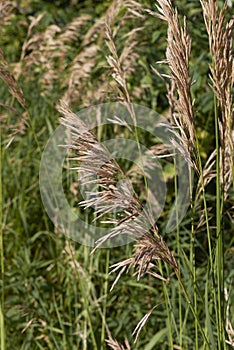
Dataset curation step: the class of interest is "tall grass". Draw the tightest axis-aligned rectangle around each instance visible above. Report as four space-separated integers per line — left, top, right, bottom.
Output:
0 0 233 349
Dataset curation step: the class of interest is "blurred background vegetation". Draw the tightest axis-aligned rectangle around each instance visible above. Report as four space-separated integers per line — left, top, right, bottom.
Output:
0 0 233 349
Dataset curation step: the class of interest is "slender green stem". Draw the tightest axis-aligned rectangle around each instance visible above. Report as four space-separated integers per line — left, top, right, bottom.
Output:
175 271 211 350
195 136 213 272
173 159 183 348
101 250 110 349
69 241 98 350
163 283 174 349
159 262 174 349
194 133 219 348
214 97 225 350
189 166 198 349
0 128 5 350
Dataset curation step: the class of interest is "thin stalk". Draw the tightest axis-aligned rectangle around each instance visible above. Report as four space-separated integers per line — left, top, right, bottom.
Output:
195 136 213 272
52 292 67 350
159 262 174 349
189 165 198 349
173 158 183 348
0 128 5 350
69 241 98 350
214 97 225 350
175 271 211 350
163 284 174 349
195 133 219 348
101 250 110 349
84 245 98 350
181 247 216 349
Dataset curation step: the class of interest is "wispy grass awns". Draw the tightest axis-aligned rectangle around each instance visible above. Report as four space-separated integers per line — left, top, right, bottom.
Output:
0 0 233 349
58 99 178 270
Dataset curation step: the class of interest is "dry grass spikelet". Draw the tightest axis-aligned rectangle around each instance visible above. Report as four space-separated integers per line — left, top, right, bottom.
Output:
0 48 28 142
62 0 145 106
105 0 145 107
58 99 177 284
0 48 26 108
82 0 124 46
150 0 195 169
109 232 177 291
18 14 67 90
200 0 234 199
106 336 131 350
62 1 124 105
19 13 46 63
18 12 91 93
62 44 99 105
58 14 91 42
132 305 157 343
0 0 15 26
105 22 141 104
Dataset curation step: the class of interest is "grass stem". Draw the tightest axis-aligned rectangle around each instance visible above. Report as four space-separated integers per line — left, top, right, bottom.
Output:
175 271 211 350
173 158 183 347
214 96 225 350
101 250 110 349
0 128 5 350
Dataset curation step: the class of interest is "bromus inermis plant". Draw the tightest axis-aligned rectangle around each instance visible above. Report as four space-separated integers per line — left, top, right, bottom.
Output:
1 0 233 348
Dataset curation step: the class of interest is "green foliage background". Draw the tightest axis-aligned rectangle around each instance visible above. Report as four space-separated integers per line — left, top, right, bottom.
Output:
0 0 233 349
